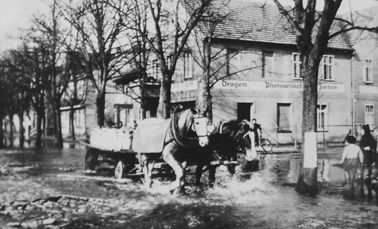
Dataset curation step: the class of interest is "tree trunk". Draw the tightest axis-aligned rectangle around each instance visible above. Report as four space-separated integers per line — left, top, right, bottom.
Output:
18 111 25 148
69 103 76 140
296 58 319 195
0 112 4 149
197 39 213 123
52 104 57 138
8 114 14 148
197 77 212 123
157 74 172 119
96 93 106 127
55 101 63 149
35 109 44 149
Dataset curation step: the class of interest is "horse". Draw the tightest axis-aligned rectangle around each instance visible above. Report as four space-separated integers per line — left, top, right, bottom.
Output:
192 119 258 187
132 107 209 194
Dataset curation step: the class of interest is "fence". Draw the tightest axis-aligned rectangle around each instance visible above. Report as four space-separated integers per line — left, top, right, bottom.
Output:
263 124 370 148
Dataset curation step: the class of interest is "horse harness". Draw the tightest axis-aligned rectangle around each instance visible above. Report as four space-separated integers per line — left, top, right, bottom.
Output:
165 109 207 149
218 119 252 153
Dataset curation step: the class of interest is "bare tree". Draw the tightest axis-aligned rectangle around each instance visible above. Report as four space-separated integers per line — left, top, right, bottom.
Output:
0 61 6 148
132 0 213 119
63 57 88 140
61 0 132 126
29 0 71 148
272 0 378 195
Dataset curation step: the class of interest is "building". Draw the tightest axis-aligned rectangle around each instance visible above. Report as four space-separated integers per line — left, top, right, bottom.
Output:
114 1 378 145
346 7 378 136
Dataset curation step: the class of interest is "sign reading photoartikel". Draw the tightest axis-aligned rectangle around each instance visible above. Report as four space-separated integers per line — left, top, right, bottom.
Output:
213 80 345 92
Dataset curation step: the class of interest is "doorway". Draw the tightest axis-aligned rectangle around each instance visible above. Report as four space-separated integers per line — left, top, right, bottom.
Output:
237 103 254 121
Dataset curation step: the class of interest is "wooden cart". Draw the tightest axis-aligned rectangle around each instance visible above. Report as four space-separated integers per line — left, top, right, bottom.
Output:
82 127 143 180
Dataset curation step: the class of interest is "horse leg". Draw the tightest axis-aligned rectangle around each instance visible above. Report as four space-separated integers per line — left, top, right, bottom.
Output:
162 144 186 194
142 156 152 188
208 165 216 188
181 161 188 191
227 165 236 176
195 164 204 185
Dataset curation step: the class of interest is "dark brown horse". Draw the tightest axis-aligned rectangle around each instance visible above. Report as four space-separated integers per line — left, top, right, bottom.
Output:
132 107 209 194
192 119 258 187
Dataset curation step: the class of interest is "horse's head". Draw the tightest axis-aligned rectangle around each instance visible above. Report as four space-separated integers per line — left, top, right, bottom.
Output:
190 108 209 147
220 120 257 161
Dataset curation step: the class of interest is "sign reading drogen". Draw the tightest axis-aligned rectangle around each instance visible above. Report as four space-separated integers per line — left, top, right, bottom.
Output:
214 80 345 92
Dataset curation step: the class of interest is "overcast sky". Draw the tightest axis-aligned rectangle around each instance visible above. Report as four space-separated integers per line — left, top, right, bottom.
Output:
0 0 377 52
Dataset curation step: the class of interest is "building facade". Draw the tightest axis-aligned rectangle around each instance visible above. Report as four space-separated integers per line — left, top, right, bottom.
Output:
112 1 378 145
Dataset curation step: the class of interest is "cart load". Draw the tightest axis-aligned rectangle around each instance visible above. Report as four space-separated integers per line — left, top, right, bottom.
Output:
89 126 133 152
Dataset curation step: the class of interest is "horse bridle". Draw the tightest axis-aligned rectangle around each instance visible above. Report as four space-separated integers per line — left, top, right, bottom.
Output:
170 110 208 148
219 120 251 152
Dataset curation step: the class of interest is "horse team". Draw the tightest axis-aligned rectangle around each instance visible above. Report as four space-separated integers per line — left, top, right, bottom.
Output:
131 107 378 203
132 107 257 195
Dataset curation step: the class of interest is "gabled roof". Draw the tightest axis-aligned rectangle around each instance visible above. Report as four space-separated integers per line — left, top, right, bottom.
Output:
206 0 352 51
339 6 378 46
114 69 141 85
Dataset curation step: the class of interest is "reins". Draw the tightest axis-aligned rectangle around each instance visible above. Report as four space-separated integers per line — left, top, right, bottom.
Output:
171 109 202 148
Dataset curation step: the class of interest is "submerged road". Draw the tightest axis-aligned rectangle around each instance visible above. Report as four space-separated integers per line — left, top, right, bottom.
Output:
0 145 377 229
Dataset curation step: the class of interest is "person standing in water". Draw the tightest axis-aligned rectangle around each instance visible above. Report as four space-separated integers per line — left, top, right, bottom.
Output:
340 135 363 193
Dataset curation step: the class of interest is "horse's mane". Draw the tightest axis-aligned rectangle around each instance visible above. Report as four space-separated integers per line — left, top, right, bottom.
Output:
171 108 196 148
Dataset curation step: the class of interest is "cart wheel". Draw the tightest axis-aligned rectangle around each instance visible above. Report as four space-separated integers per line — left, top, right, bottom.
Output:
85 149 98 170
114 160 126 180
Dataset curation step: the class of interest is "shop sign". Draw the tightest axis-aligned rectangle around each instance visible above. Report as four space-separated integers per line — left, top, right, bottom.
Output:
359 85 378 94
214 80 345 92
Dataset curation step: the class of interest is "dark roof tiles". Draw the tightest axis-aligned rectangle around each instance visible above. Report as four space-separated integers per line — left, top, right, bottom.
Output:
209 0 352 50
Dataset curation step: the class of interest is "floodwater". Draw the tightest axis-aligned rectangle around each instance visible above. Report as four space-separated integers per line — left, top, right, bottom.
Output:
1 145 378 228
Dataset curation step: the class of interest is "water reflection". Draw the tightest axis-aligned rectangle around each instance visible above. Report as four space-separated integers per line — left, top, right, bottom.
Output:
2 136 85 149
258 152 345 185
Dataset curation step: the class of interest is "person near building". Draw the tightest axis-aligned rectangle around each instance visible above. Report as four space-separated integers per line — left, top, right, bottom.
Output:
359 124 377 189
250 118 262 146
360 124 377 164
340 135 363 190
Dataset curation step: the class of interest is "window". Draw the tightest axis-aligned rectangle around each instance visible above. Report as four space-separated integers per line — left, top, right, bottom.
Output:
363 59 373 83
126 106 134 126
365 105 374 127
292 53 302 79
182 52 192 79
277 103 291 132
152 59 160 79
262 51 274 78
319 55 334 80
317 104 328 131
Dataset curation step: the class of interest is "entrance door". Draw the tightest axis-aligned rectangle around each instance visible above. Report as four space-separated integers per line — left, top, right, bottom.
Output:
237 103 253 121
